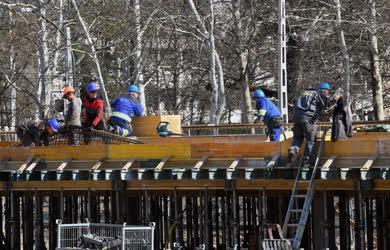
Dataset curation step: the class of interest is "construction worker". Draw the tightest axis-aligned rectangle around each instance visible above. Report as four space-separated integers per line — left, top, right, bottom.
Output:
108 85 143 136
62 86 82 145
16 118 60 146
253 89 283 141
288 82 332 167
82 83 105 143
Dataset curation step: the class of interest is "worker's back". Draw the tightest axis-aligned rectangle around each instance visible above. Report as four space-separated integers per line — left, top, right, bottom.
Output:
293 89 328 123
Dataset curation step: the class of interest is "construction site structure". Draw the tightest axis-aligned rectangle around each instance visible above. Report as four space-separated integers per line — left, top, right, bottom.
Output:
0 116 389 249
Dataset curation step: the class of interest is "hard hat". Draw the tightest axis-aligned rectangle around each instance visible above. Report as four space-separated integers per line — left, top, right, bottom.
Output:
47 118 60 133
86 83 98 92
128 85 140 93
253 89 265 98
319 82 331 90
62 86 75 98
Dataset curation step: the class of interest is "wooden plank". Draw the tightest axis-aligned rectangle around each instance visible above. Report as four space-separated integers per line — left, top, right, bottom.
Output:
8 180 112 190
266 155 280 169
194 156 208 170
141 135 269 144
227 157 241 171
361 156 377 171
91 159 106 171
0 147 31 161
321 156 336 171
132 115 182 137
323 140 378 157
191 143 280 158
109 144 191 160
122 159 136 171
26 157 41 172
57 158 72 171
0 179 389 191
18 156 33 173
32 145 108 161
155 157 170 171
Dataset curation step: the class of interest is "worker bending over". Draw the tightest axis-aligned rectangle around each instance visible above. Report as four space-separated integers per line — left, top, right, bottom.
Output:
16 118 60 146
109 85 143 136
62 86 82 145
253 89 283 141
83 83 105 144
288 82 332 167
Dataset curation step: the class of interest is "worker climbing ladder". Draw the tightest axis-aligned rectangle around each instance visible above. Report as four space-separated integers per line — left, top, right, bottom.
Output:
282 128 328 248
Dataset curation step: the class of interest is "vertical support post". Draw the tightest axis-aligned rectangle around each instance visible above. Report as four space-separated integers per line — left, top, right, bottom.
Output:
278 0 288 123
375 197 384 250
215 196 220 248
221 195 226 249
232 187 239 248
339 194 351 249
204 187 209 250
9 191 15 250
366 197 373 250
87 188 91 222
327 194 336 249
354 181 365 250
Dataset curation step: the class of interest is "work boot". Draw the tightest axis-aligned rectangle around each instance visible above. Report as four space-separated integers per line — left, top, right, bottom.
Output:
288 146 299 163
299 162 312 180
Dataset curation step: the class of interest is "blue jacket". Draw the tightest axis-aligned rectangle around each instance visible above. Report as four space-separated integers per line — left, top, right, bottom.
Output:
111 96 143 122
255 97 281 125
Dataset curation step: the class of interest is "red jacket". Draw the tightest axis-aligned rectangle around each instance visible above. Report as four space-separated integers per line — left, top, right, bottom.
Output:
83 97 104 127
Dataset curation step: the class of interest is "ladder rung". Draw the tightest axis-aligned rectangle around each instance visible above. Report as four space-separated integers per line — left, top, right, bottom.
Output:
290 209 302 213
294 194 306 198
287 223 298 227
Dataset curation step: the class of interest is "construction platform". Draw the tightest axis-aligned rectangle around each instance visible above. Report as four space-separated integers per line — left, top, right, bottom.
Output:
0 126 389 249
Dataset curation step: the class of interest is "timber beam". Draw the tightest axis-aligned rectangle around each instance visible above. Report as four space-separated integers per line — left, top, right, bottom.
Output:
0 179 389 191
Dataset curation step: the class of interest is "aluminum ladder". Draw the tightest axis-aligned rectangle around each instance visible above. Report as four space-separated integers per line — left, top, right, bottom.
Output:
282 128 328 248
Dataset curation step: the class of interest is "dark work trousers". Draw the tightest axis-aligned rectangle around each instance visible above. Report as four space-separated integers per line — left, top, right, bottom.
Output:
65 125 79 145
291 119 317 164
16 127 40 146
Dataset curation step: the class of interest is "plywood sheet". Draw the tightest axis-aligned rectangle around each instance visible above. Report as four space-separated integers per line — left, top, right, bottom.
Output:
108 143 191 160
0 147 31 161
31 145 108 160
132 115 182 137
141 135 268 144
323 140 378 157
191 142 280 158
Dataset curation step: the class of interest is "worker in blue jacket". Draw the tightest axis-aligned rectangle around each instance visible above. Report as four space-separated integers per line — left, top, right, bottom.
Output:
253 89 283 141
109 85 143 136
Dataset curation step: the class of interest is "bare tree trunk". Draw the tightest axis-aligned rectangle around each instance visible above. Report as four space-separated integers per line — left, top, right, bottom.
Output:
51 0 63 85
9 10 16 129
37 0 51 118
208 0 218 124
368 0 385 120
71 0 111 115
335 0 351 104
133 0 146 114
64 0 73 87
187 0 225 124
231 0 252 124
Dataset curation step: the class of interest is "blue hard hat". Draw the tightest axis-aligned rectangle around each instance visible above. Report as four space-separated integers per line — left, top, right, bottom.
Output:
86 83 98 92
319 82 331 90
48 118 60 133
128 85 140 93
253 89 265 98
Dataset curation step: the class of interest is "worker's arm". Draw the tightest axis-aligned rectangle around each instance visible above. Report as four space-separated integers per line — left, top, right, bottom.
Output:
110 98 118 108
92 99 104 127
134 102 143 117
254 98 267 121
